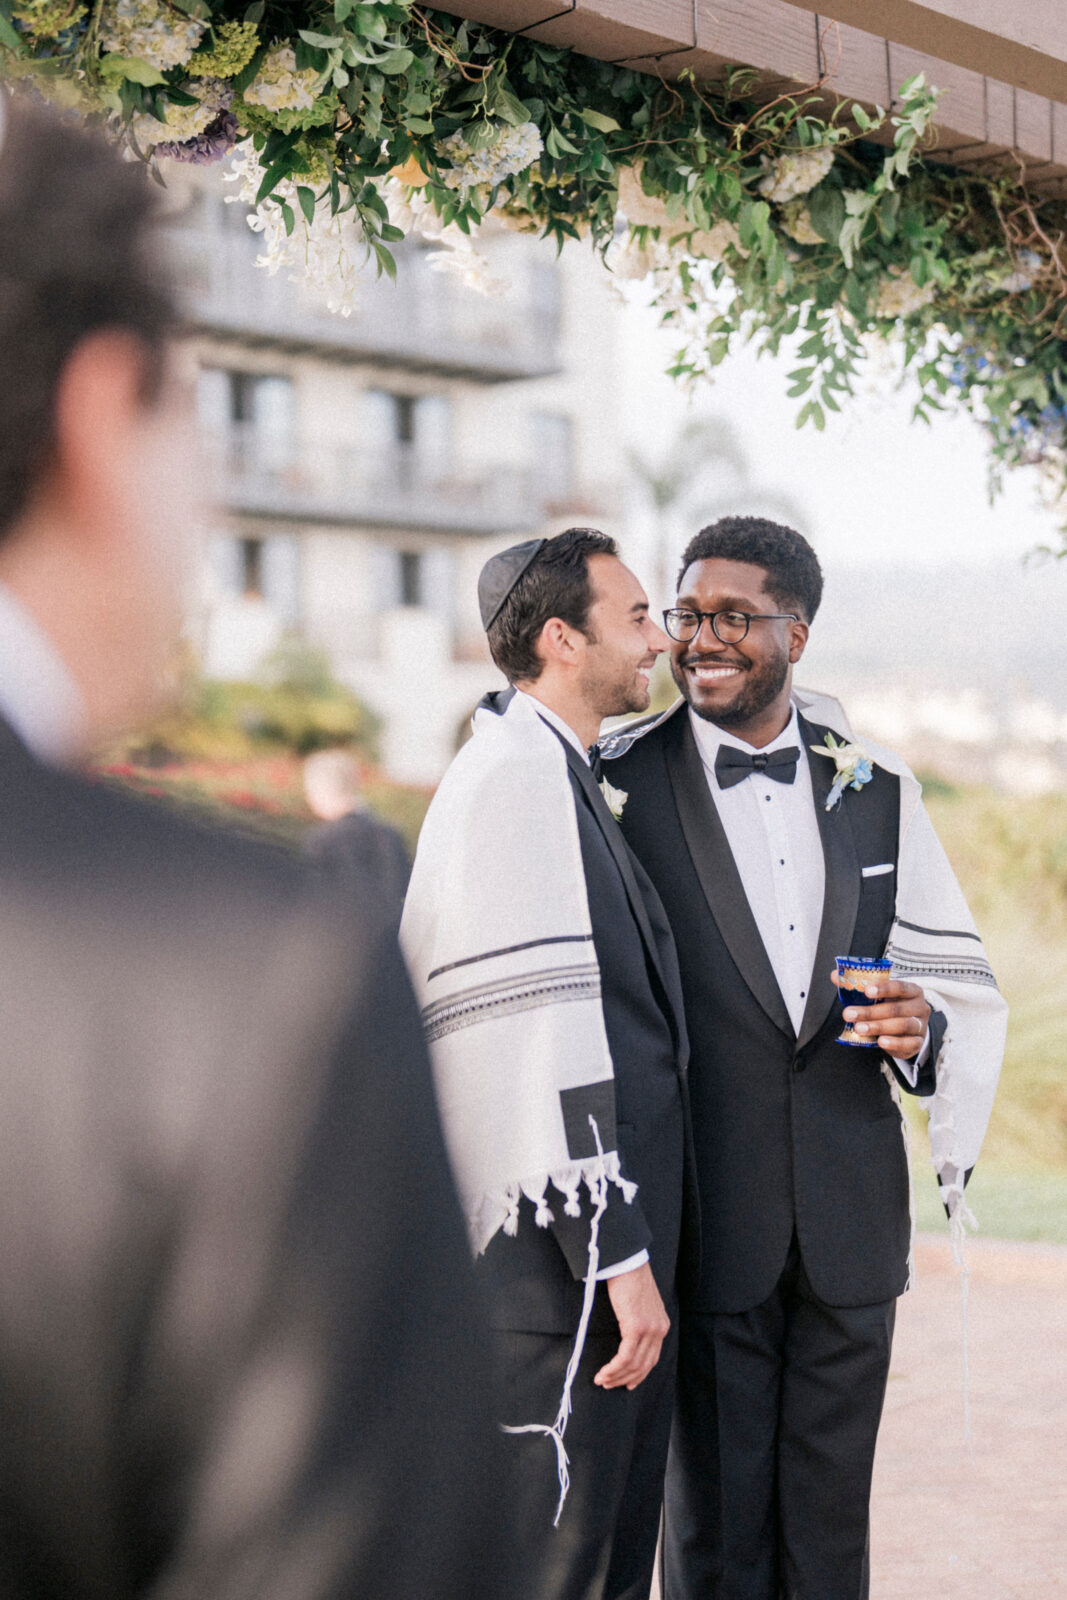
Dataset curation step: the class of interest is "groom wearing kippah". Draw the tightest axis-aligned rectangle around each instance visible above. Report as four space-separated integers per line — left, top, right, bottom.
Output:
602 517 1006 1600
402 529 698 1600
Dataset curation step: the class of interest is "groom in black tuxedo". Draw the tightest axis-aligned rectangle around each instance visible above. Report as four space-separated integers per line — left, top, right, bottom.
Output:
603 518 941 1600
472 530 698 1600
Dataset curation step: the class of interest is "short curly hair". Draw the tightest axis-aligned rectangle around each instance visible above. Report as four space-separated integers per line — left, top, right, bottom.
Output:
677 516 823 622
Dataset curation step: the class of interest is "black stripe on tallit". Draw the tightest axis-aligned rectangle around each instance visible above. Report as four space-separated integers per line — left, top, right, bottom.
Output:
428 933 594 982
893 918 982 942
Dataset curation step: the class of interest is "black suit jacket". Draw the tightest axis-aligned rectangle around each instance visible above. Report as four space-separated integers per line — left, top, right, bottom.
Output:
303 808 411 929
477 727 698 1338
607 705 945 1315
0 721 509 1600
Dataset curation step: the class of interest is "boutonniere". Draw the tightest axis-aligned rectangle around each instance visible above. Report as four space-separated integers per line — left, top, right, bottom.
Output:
810 731 874 811
599 776 628 821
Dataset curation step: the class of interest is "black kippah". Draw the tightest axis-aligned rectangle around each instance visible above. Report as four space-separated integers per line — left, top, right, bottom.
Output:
477 538 546 631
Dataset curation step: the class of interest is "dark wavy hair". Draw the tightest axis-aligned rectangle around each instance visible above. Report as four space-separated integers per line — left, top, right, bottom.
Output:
487 527 618 682
0 93 175 541
677 516 823 622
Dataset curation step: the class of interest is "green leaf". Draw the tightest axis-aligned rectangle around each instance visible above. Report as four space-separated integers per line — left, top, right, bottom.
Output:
0 5 20 52
376 47 414 75
851 103 870 131
580 109 620 133
244 2 265 20
279 200 296 237
99 56 167 86
299 30 345 48
296 185 317 225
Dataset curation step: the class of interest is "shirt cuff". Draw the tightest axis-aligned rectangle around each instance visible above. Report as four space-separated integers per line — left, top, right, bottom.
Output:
596 1248 649 1282
890 1027 930 1088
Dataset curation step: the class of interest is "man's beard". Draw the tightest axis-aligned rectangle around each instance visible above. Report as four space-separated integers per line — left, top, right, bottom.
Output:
581 654 653 719
671 646 790 726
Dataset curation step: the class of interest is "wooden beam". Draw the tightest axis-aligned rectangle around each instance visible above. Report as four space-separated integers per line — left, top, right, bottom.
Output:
782 1 1067 105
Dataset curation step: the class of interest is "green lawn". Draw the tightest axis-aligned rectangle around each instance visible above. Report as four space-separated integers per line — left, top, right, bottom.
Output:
908 784 1067 1244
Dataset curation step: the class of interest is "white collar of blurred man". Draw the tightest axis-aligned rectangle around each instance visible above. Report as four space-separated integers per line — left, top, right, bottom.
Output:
0 581 85 764
0 333 198 762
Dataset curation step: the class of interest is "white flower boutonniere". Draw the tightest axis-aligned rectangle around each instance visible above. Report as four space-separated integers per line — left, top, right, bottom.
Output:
599 777 628 821
810 731 874 811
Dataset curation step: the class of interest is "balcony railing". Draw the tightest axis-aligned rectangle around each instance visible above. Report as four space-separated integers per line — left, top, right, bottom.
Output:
210 426 545 535
167 211 563 383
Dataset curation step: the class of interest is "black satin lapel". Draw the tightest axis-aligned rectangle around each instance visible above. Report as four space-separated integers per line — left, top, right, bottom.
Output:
562 742 669 991
665 714 794 1040
797 717 862 1049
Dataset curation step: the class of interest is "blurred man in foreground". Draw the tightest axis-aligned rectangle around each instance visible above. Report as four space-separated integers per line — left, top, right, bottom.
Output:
0 93 507 1600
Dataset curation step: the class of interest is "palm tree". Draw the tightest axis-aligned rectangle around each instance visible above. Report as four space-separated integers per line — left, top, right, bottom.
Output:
629 414 810 609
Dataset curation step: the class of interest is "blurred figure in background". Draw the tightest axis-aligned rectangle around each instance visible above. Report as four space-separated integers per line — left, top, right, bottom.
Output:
0 93 508 1600
302 747 410 928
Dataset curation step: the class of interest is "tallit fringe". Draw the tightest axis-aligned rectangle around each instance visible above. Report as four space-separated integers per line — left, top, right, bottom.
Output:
927 1029 977 1448
481 1150 636 1242
880 1060 916 1293
501 1117 615 1526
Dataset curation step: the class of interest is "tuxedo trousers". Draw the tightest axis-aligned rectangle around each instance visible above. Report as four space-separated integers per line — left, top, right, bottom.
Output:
662 1238 895 1600
493 1322 677 1600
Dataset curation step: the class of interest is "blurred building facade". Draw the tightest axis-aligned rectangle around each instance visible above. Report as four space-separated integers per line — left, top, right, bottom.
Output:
165 172 629 783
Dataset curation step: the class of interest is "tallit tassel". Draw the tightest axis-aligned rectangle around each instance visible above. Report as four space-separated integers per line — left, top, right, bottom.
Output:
502 1115 611 1527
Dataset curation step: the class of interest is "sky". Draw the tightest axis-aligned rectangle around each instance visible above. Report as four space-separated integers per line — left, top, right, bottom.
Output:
611 287 1060 575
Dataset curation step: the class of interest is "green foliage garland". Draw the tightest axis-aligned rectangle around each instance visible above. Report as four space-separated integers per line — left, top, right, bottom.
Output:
4 0 1067 533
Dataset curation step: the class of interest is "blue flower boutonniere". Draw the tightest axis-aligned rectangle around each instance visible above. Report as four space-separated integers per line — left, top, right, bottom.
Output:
810 732 874 811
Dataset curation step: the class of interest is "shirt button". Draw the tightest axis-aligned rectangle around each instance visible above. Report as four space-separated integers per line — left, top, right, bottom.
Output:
779 858 785 866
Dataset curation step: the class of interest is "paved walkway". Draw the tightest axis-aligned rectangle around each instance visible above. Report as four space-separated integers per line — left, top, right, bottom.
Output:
871 1232 1067 1598
652 1233 1067 1599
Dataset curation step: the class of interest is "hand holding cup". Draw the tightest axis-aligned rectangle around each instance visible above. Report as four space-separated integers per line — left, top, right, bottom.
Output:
833 957 930 1056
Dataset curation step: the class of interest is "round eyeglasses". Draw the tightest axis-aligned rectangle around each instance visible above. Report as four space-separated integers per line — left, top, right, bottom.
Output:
662 607 799 644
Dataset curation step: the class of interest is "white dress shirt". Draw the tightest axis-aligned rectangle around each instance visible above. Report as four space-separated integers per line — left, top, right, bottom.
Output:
689 706 925 1083
0 582 86 765
517 690 649 1281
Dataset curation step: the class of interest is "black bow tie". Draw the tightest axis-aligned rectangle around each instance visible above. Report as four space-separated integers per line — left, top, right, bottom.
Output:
715 744 799 789
587 744 604 782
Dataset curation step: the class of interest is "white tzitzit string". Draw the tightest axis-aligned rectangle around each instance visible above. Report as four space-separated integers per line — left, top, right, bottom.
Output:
501 1113 610 1528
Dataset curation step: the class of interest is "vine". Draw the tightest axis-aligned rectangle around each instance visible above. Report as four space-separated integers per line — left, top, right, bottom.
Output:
3 0 1067 535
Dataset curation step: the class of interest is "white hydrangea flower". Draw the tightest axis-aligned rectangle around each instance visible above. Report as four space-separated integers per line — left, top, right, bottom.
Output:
425 241 509 298
99 0 205 71
778 200 822 246
438 121 543 192
873 268 937 319
243 44 320 113
1000 249 1043 294
758 146 835 203
131 78 230 151
226 141 363 314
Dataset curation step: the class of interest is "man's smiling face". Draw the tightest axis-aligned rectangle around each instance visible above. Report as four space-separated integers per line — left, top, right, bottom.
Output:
669 557 809 737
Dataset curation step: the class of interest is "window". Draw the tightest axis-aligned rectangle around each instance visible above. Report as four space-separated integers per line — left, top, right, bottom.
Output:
399 550 423 608
209 533 301 621
198 368 296 474
239 538 263 598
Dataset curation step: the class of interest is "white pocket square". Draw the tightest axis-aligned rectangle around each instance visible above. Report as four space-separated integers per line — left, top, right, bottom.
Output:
861 863 894 878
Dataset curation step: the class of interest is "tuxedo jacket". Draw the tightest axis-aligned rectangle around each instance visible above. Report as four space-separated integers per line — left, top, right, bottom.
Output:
607 705 945 1315
477 730 699 1338
0 720 509 1600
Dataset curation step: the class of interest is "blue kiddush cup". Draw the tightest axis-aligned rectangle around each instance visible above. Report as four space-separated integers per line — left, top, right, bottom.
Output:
835 955 893 1047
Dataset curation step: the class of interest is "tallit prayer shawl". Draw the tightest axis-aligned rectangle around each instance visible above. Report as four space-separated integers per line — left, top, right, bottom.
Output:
400 691 635 1516
401 689 635 1251
789 688 1007 1248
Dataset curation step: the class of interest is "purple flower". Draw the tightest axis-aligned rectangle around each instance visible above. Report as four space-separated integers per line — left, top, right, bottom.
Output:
156 111 240 166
